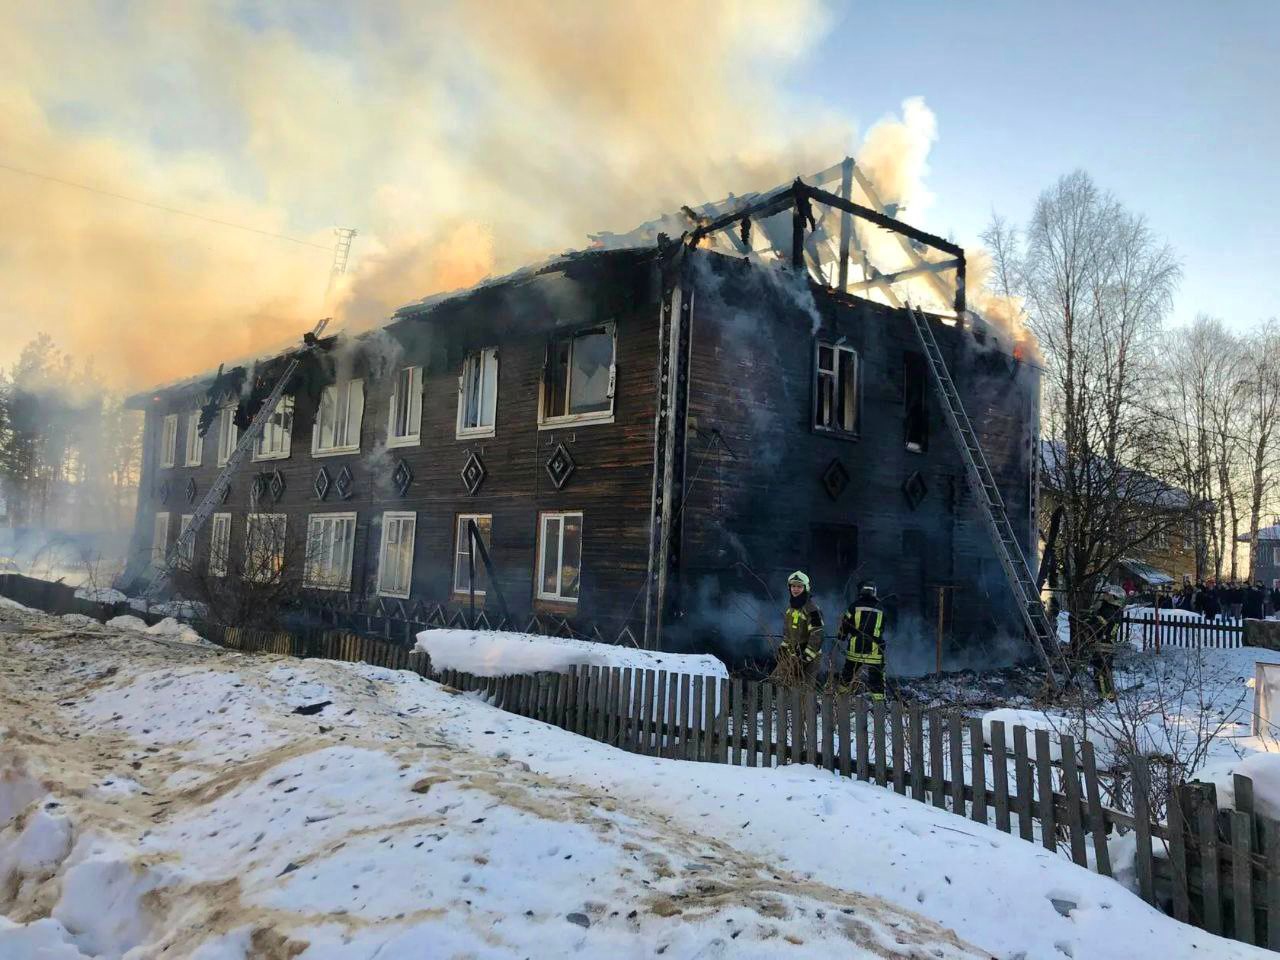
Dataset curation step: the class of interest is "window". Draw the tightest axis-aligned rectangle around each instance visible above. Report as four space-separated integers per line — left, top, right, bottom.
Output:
904 352 928 452
457 349 498 437
209 513 231 577
152 512 170 565
304 512 357 591
387 367 423 447
313 380 365 455
536 511 583 602
184 412 203 466
1273 544 1280 568
177 514 195 569
376 511 416 598
159 415 178 468
244 514 287 583
217 402 238 467
540 325 615 426
814 342 858 435
454 514 492 594
254 396 293 461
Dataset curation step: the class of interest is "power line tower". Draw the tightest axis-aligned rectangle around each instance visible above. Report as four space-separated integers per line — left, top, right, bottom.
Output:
325 227 357 299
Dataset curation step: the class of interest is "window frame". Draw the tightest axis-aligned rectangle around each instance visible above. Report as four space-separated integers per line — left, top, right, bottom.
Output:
456 348 499 439
184 411 203 467
304 511 357 592
387 366 423 449
903 351 929 453
453 513 492 595
160 414 178 468
244 513 287 584
152 512 170 566
177 514 195 569
253 395 294 462
812 340 860 439
209 512 231 578
376 510 417 599
538 324 616 429
312 379 365 457
217 402 239 467
535 510 583 603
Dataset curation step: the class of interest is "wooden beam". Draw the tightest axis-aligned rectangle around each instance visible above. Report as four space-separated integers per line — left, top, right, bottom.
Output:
803 183 964 259
837 157 854 292
845 258 963 294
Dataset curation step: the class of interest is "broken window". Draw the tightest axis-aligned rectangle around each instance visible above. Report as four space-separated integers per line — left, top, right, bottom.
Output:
388 366 423 447
376 511 416 598
160 414 178 468
152 512 170 566
244 513 287 583
184 411 202 467
537 511 583 602
313 380 365 455
209 512 231 578
904 352 928 452
217 402 238 467
304 512 357 591
454 514 492 595
541 325 615 425
254 396 294 461
814 342 858 435
177 514 195 569
809 523 859 597
458 349 498 437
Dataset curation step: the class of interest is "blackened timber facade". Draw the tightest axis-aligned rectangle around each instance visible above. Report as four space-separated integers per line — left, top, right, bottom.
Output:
125 245 1040 670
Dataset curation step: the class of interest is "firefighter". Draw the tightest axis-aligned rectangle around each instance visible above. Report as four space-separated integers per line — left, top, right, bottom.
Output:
1086 584 1126 702
839 581 887 701
775 571 823 685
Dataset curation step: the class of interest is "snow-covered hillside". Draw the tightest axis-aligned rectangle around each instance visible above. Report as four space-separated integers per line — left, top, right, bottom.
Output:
0 606 1262 959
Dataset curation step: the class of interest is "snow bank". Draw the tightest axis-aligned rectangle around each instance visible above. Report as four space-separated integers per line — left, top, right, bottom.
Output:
0 596 32 612
416 628 728 679
104 615 207 646
1197 753 1280 819
73 585 126 604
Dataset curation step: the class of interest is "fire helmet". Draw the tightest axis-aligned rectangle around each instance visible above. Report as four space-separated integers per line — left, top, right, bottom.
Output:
1100 584 1126 606
787 571 810 590
858 580 877 599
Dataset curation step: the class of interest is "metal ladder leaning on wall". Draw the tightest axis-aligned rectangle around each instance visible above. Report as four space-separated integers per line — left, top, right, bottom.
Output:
905 304 1060 686
143 318 330 603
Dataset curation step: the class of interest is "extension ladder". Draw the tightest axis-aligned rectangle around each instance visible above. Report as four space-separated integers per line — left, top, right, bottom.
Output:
906 305 1060 684
143 318 329 602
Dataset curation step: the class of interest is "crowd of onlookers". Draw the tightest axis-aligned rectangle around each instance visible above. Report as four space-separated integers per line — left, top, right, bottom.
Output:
1160 579 1280 621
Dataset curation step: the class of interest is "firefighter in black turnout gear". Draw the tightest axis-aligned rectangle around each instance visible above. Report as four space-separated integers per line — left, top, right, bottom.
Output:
1086 584 1125 702
840 582 887 701
774 571 823 685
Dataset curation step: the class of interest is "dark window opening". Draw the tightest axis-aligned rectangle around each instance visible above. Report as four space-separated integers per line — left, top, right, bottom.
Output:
814 342 859 435
904 352 928 452
542 326 615 421
810 523 859 598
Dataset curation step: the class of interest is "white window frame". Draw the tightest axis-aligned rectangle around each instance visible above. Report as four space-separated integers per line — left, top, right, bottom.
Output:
244 513 287 584
387 366 423 448
456 348 498 439
209 512 231 578
159 414 178 468
312 379 365 456
813 341 860 437
253 395 294 461
217 402 239 467
304 512 357 592
376 511 417 599
536 510 583 603
152 512 170 566
177 514 195 569
454 514 492 595
184 412 203 467
538 324 616 429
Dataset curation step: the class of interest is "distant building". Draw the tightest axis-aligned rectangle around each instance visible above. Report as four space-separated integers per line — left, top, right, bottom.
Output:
1237 525 1280 588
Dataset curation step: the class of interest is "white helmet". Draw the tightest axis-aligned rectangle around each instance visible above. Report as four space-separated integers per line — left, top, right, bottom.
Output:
787 571 810 590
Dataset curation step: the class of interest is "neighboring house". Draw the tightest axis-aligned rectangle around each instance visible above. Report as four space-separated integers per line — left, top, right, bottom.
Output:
1237 525 1280 588
122 174 1040 663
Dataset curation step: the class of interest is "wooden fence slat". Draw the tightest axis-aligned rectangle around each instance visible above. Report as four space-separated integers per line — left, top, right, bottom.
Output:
1131 756 1155 904
1013 725 1033 842
928 709 945 808
619 668 633 747
949 713 965 815
837 693 851 778
591 666 606 741
968 717 987 825
805 688 818 767
1080 740 1111 876
1059 735 1087 867
665 673 680 759
762 683 775 767
716 678 730 764
822 692 835 772
855 698 870 781
910 706 926 801
1232 810 1256 945
1167 780 1190 923
1197 787 1223 936
1265 814 1280 948
891 702 906 795
747 682 760 767
651 670 666 754
1035 729 1056 852
677 674 691 759
730 678 743 765
781 685 795 765
641 669 657 754
873 700 887 787
791 687 806 765
705 676 720 763
690 675 704 761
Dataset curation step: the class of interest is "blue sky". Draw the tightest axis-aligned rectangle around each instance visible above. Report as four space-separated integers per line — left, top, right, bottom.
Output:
799 0 1279 329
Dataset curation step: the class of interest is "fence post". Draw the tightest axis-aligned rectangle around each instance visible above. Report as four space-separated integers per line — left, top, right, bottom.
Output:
762 683 776 767
909 705 926 801
891 701 906 795
873 700 887 787
1035 729 1056 852
928 709 945 808
1080 740 1111 877
969 717 987 825
746 681 760 767
1167 781 1191 923
717 678 730 764
1232 809 1256 945
730 678 743 765
1264 814 1280 948
991 721 1011 834
837 692 851 778
949 713 965 815
1131 756 1156 904
1059 734 1087 867
855 698 870 781
1013 725 1034 842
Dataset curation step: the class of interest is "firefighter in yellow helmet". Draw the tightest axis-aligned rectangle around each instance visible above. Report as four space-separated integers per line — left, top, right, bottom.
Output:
839 581 887 701
1086 584 1125 702
775 571 823 685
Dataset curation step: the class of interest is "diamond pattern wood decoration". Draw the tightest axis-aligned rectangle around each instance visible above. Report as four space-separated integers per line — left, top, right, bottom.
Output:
185 476 197 504
313 466 331 501
335 465 354 500
902 471 928 511
156 480 170 504
545 442 576 490
821 458 850 501
392 458 413 497
461 452 486 495
268 468 286 504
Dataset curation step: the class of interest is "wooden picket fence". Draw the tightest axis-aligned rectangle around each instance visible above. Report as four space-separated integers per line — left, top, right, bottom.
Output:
1126 613 1246 650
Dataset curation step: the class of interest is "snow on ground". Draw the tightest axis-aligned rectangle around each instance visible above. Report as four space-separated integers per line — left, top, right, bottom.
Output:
72 586 126 604
0 606 1261 959
417 627 728 679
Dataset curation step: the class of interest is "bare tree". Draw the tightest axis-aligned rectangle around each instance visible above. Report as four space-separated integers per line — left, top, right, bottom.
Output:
1239 319 1280 580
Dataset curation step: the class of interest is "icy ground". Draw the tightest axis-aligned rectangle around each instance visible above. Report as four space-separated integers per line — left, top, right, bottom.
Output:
0 607 1263 959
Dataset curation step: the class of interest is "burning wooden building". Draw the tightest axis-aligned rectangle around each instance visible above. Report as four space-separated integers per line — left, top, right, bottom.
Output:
124 161 1041 670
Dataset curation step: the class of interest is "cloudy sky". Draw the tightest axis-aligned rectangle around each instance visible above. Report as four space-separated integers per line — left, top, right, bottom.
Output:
1 1 1274 389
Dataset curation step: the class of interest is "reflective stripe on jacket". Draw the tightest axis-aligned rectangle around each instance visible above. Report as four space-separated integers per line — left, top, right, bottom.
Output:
842 604 884 663
782 600 823 657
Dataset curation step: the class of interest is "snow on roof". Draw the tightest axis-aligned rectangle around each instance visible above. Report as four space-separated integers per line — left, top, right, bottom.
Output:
1039 439 1195 509
1238 524 1280 542
1117 558 1175 587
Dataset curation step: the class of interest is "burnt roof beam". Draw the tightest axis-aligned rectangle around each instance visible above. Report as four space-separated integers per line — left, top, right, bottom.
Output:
802 183 965 259
845 257 964 294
